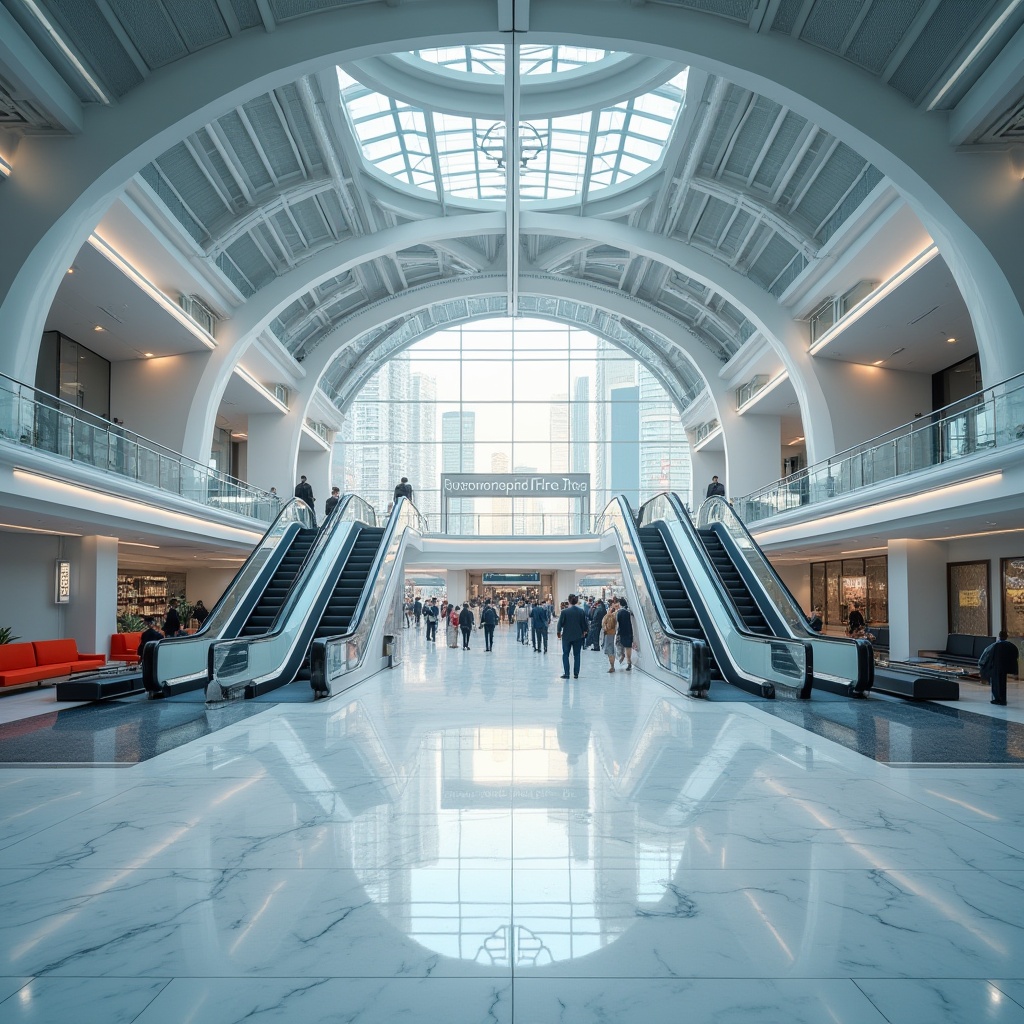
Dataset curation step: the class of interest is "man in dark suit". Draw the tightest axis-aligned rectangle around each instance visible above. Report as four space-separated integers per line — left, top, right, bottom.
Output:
458 603 474 650
556 594 590 680
706 475 726 498
980 631 1019 706
294 475 316 525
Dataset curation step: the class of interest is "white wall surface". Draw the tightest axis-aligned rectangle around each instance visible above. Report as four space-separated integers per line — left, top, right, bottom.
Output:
0 532 68 642
185 568 237 610
812 362 932 454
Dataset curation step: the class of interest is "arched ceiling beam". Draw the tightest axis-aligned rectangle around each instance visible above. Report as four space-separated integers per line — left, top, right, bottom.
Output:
0 0 1020 388
205 177 335 256
687 175 819 259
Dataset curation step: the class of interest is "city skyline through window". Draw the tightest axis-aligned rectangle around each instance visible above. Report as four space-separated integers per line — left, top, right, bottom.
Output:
334 318 693 534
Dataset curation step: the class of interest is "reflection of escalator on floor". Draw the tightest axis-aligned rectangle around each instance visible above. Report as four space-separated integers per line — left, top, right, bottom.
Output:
237 528 317 638
638 524 723 685
246 525 385 699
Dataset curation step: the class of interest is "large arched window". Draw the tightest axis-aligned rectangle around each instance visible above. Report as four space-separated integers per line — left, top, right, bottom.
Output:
334 317 692 532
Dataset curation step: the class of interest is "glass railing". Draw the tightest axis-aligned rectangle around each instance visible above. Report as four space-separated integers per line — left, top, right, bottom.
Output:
596 496 710 696
207 495 378 701
144 498 317 695
697 494 870 690
310 497 426 696
417 512 599 535
0 372 277 522
640 492 810 697
736 374 1024 525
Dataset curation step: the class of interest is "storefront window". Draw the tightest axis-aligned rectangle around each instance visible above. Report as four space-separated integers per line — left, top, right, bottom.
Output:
1001 558 1024 636
948 561 990 635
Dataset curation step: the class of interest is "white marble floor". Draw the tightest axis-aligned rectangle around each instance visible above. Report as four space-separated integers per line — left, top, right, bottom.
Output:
1 624 1024 1022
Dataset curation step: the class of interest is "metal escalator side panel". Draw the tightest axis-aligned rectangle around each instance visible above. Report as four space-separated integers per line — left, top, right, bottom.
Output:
208 498 374 700
143 503 313 695
309 497 423 696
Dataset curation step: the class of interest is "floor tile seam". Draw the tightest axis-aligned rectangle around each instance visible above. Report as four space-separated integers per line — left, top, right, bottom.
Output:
122 977 172 1024
870 777 1024 835
992 981 1024 1012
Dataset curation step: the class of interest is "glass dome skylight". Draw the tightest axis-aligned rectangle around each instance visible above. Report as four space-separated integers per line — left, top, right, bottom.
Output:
409 45 610 76
337 67 688 204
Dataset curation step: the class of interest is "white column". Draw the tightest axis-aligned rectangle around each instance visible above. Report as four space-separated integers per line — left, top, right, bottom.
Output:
722 413 782 499
553 570 578 604
246 410 302 495
446 570 468 606
65 535 119 658
887 538 949 661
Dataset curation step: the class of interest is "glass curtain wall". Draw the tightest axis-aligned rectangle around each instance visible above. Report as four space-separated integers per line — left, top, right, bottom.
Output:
334 318 692 533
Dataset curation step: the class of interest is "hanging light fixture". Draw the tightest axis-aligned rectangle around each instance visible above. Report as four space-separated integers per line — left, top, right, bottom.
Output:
478 121 545 171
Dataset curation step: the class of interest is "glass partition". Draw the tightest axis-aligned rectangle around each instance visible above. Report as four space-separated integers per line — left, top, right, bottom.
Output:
0 372 277 522
736 373 1024 524
595 496 707 695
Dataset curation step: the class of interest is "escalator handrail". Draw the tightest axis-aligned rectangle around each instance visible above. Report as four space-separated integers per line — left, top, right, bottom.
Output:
697 494 872 686
207 494 376 696
595 495 711 693
143 497 315 693
309 496 424 694
639 492 812 694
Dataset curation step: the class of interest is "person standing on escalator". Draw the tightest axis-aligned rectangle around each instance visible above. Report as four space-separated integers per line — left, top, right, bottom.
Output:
294 475 316 526
394 477 414 504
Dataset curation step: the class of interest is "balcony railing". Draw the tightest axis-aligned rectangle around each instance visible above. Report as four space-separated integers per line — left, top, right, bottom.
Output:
418 512 598 535
735 373 1024 526
0 373 277 523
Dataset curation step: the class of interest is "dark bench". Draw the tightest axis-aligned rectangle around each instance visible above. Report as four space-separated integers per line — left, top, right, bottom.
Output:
870 627 889 655
917 633 994 668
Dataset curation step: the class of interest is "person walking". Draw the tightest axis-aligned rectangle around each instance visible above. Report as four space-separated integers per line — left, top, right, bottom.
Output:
458 602 475 650
557 594 590 680
424 598 439 643
192 600 209 627
394 477 414 503
515 600 530 644
602 599 619 672
616 597 635 671
325 486 341 517
980 631 1019 706
294 475 316 525
481 598 499 652
447 603 460 648
163 598 182 638
413 596 423 630
531 600 550 653
587 597 606 651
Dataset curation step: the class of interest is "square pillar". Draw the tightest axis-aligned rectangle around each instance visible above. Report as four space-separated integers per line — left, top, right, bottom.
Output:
887 538 948 661
65 535 119 658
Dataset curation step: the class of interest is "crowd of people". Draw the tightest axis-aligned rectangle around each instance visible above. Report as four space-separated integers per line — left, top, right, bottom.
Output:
402 590 637 679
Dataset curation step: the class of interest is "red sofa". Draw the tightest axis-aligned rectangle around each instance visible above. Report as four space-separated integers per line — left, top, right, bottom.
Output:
0 640 105 687
110 632 143 664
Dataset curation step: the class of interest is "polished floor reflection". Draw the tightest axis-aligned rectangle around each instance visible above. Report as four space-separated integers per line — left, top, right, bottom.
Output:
1 625 1024 1022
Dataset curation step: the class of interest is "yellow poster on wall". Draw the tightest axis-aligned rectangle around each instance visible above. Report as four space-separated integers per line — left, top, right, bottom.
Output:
959 589 982 607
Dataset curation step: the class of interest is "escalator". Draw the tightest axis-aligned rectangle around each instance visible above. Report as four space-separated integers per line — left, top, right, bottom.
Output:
696 496 873 696
236 527 317 639
635 494 812 699
276 525 384 694
696 528 771 636
143 498 319 699
638 524 724 685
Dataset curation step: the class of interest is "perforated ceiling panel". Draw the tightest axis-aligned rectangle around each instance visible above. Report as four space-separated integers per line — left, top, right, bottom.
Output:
46 0 144 96
161 0 230 51
802 0 864 52
107 0 188 67
844 0 924 75
230 0 264 30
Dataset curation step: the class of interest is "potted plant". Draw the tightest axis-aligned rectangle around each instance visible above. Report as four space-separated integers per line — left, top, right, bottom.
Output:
0 626 20 645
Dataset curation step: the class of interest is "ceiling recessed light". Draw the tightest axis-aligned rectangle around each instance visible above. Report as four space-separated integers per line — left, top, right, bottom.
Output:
93 325 104 332
66 267 75 275
873 359 885 366
144 352 154 358
947 337 957 343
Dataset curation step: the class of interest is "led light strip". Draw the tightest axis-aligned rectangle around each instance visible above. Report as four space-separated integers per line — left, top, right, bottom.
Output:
0 521 82 537
736 370 790 414
234 366 289 413
753 472 1004 543
20 0 110 104
13 469 262 542
808 245 939 357
87 233 217 351
0 154 11 179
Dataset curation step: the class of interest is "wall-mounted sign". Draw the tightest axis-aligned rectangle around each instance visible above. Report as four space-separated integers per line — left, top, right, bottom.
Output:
482 573 541 585
54 560 71 604
441 473 590 497
959 589 982 608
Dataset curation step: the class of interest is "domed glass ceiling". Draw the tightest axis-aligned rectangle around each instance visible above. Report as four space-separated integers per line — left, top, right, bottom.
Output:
338 65 688 203
409 45 611 76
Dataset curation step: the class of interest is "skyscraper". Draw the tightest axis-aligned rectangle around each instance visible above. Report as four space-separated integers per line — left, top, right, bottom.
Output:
442 410 475 533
